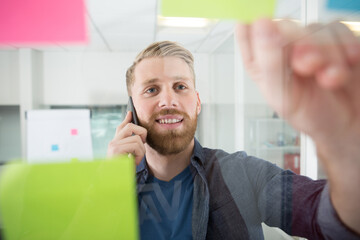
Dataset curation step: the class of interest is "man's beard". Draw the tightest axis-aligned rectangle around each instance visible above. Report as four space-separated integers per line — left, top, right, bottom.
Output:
139 109 197 155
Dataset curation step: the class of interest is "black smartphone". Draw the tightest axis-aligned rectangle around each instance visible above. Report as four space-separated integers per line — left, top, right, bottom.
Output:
127 96 139 125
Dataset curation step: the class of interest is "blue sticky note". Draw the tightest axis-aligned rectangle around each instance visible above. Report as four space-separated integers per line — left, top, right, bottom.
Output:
327 0 360 11
51 144 59 151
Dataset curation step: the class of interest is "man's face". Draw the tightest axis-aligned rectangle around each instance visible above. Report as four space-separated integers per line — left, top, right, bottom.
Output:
131 56 201 155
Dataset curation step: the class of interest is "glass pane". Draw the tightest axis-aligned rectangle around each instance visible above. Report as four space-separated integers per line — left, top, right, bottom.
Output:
0 106 21 163
198 34 236 153
241 0 302 175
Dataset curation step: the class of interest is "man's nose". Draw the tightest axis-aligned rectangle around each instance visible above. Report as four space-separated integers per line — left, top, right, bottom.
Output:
158 88 178 108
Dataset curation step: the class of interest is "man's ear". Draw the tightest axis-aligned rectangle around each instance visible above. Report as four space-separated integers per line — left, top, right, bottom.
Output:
196 91 201 115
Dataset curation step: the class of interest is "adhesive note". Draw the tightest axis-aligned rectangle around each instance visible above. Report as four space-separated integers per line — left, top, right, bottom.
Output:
161 0 277 22
71 129 78 136
0 0 87 45
51 144 59 152
327 0 360 11
0 156 139 240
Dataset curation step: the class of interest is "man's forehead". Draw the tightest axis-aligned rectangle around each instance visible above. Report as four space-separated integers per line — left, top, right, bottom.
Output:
133 57 194 84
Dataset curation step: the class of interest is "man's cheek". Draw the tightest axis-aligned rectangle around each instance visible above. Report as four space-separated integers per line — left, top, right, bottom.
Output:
138 117 148 128
137 113 149 126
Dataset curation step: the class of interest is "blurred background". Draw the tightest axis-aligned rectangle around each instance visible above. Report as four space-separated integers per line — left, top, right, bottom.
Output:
1 0 359 239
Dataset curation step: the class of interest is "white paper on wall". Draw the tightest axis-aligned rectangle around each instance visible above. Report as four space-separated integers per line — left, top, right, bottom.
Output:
26 109 93 163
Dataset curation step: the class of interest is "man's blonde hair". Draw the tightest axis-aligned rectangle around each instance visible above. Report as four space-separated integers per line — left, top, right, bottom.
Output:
126 41 195 95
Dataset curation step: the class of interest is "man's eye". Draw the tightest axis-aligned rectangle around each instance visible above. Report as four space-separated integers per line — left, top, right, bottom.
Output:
176 85 186 90
145 88 157 94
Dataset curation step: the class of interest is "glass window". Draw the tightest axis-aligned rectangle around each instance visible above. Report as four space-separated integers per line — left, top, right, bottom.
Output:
0 106 21 163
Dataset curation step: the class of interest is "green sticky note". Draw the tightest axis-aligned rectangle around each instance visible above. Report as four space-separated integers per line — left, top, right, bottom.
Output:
0 157 138 240
161 0 276 22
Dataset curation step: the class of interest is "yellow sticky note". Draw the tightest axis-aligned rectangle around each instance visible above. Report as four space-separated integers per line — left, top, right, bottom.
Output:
0 157 139 240
161 0 276 22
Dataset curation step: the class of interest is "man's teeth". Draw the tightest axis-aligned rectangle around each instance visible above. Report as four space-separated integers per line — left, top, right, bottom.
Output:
158 119 181 124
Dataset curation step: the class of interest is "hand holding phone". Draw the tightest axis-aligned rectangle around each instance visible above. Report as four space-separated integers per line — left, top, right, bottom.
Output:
107 97 146 165
127 96 139 125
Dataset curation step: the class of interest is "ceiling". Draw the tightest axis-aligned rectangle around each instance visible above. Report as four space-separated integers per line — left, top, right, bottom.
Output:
0 0 306 53
0 0 240 53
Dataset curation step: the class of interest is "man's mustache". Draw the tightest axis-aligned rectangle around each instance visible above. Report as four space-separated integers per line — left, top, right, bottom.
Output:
152 109 189 119
138 108 191 129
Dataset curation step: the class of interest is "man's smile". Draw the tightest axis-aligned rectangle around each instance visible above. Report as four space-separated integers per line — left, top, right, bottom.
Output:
155 115 184 129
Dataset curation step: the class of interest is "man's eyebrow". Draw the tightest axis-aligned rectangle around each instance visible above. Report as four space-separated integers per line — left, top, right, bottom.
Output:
142 76 191 85
142 78 159 85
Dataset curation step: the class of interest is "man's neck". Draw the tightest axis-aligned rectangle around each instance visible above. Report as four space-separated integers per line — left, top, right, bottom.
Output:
144 139 195 182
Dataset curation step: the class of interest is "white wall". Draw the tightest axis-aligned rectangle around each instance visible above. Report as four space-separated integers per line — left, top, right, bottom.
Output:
32 50 44 108
42 52 211 106
43 52 136 105
0 51 19 105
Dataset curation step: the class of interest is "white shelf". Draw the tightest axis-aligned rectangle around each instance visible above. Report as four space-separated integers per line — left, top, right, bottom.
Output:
248 118 301 170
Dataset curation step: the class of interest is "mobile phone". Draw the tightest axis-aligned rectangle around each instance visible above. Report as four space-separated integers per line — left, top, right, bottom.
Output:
127 96 139 125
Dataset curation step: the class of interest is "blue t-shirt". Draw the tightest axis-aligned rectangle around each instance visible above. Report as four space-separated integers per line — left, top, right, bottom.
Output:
138 166 194 240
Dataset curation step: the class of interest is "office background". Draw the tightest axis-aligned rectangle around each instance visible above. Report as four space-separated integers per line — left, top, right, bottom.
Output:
0 0 359 239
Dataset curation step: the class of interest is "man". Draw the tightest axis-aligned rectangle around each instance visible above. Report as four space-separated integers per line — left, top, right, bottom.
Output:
107 19 360 239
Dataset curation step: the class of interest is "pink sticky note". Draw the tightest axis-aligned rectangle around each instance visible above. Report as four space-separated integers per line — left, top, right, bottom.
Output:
0 0 87 45
71 129 78 136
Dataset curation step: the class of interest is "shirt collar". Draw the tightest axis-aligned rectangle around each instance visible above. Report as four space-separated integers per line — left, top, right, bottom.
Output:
136 156 147 174
136 138 205 174
191 138 205 166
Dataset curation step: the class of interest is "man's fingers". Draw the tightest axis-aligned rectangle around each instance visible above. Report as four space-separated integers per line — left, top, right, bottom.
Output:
291 24 326 77
115 111 132 136
114 110 147 143
314 24 351 89
291 23 353 89
109 142 145 165
108 111 148 165
107 135 146 165
332 22 360 65
236 23 253 67
118 134 146 153
117 123 147 143
252 18 284 81
249 18 295 114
